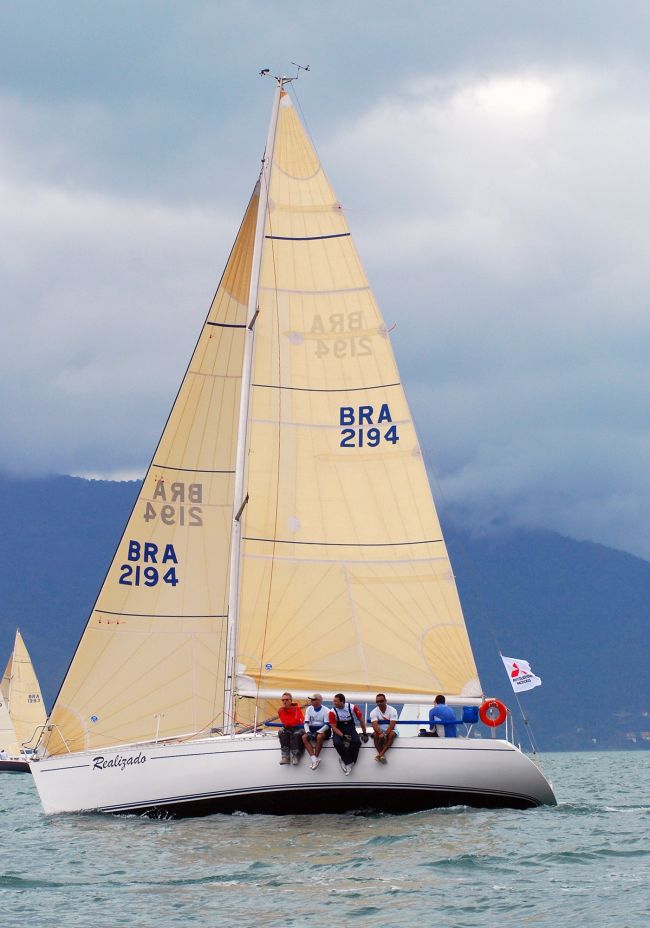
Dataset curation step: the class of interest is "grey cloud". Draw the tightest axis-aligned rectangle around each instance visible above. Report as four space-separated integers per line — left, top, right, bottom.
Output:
3 4 650 560
319 67 650 557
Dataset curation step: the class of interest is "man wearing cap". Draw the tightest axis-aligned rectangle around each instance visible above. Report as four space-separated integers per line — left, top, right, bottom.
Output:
302 693 331 770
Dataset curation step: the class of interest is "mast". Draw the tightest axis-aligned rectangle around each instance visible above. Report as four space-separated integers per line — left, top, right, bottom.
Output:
223 78 283 733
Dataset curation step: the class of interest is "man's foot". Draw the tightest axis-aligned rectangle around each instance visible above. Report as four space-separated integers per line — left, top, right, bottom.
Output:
338 756 348 773
291 753 300 765
378 755 387 764
311 756 320 770
279 755 290 765
344 762 353 775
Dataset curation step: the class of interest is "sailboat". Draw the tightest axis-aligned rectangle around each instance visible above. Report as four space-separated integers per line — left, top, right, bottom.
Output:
0 630 46 772
31 74 556 815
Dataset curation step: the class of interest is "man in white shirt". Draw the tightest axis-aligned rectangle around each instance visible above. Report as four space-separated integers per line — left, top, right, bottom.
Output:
302 693 331 770
369 693 398 764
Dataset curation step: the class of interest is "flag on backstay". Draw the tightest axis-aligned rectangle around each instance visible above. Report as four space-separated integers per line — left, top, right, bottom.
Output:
501 655 542 693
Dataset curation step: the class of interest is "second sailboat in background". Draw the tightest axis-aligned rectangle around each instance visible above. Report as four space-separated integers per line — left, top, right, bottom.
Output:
0 630 46 773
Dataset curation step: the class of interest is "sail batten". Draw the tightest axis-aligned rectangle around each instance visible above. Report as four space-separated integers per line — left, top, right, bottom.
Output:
251 382 401 393
150 465 236 474
265 232 351 241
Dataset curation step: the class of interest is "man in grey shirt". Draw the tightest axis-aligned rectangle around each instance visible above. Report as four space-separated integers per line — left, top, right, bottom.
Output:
302 693 330 769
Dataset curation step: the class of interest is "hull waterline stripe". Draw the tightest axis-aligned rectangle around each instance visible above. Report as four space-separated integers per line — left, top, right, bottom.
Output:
243 537 443 548
265 233 351 242
205 321 247 329
252 382 400 394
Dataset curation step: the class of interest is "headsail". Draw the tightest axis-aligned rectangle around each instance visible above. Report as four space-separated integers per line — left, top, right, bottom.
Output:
43 188 261 755
235 93 482 705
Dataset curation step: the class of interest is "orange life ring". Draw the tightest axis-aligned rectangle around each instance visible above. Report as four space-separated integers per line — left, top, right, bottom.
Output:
479 699 507 727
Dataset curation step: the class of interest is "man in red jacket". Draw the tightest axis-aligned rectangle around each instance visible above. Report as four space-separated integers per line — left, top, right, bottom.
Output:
278 692 305 765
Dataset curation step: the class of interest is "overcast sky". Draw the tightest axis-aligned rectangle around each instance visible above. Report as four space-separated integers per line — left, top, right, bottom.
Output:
2 2 650 559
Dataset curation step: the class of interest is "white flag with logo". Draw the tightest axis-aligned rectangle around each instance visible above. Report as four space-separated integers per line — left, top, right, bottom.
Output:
501 655 542 692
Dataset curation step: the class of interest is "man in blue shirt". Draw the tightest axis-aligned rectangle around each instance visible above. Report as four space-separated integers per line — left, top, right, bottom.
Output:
428 695 458 738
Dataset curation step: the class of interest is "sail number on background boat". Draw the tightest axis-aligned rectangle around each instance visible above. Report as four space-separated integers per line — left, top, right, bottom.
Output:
339 403 399 448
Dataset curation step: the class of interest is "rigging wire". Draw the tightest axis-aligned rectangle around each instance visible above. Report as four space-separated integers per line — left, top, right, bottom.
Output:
417 437 541 757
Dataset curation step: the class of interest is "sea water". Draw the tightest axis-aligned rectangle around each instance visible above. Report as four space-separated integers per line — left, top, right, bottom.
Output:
0 752 648 928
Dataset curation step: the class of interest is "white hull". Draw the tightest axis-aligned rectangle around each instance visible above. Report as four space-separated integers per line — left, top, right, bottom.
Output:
31 734 556 816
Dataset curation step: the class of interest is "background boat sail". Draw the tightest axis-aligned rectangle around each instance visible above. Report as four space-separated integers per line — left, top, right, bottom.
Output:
0 630 46 772
32 74 555 815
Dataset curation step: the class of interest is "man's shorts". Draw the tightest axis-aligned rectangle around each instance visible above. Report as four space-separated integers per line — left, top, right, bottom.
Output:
376 726 399 738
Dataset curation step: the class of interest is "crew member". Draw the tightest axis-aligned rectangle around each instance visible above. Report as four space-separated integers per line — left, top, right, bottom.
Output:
302 693 330 769
329 693 368 775
428 694 458 738
278 692 305 764
369 693 399 762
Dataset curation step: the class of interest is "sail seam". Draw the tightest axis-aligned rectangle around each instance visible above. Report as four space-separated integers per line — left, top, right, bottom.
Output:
187 370 241 380
243 554 446 565
252 382 400 393
259 285 370 295
264 233 351 241
243 537 443 547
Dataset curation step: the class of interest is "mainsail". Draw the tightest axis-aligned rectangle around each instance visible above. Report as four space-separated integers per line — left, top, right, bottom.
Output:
43 87 481 758
235 93 481 706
